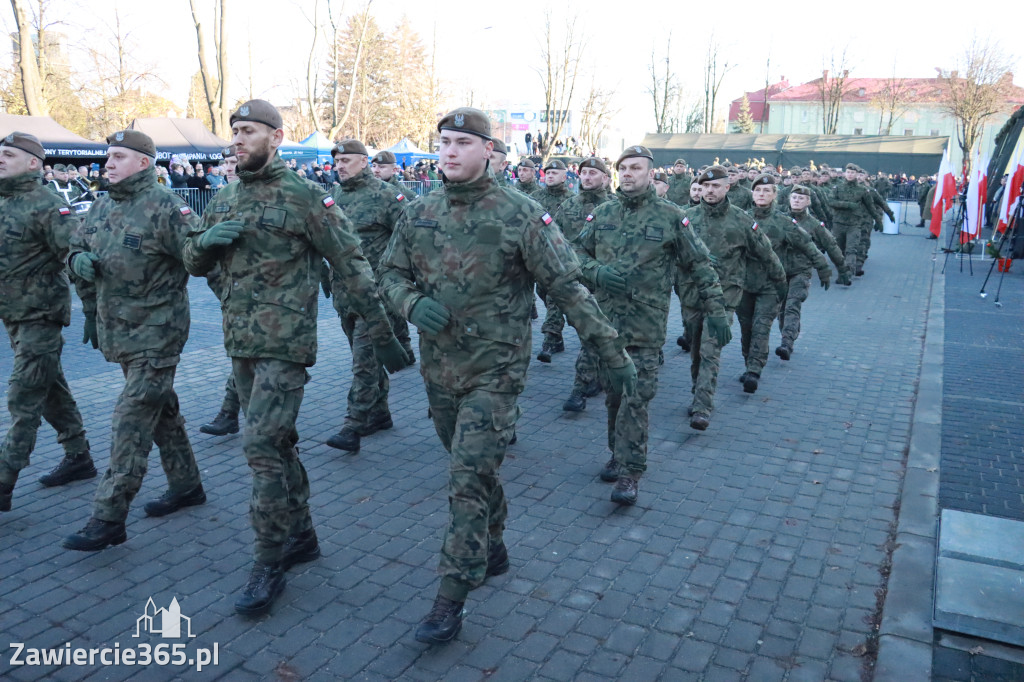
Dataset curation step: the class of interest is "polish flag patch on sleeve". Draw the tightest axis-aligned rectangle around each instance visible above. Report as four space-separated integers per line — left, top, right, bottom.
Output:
792 218 799 225
586 214 594 222
541 213 553 225
58 206 71 216
179 205 192 215
396 194 405 202
681 217 690 227
751 222 759 231
323 196 335 208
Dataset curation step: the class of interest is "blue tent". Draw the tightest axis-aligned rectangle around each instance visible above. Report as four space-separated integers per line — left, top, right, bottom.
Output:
278 137 316 165
301 130 336 165
386 137 438 167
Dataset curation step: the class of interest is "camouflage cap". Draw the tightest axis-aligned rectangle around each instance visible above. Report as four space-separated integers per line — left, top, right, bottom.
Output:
791 185 813 196
615 145 654 169
372 150 397 164
1 131 45 160
332 139 368 157
107 129 156 158
230 99 283 130
845 163 858 171
751 174 776 189
52 163 67 172
544 159 567 171
518 158 536 169
653 172 669 183
698 165 729 184
580 157 609 175
673 158 687 166
221 145 237 159
437 106 491 140
490 138 507 155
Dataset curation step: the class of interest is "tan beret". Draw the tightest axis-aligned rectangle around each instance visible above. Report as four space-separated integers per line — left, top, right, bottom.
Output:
230 99 283 130
372 150 397 164
518 158 536 169
544 159 567 171
490 138 507 155
580 157 609 175
750 174 776 189
107 130 156 158
615 145 654 169
653 172 670 184
333 139 368 157
698 165 729 183
437 107 491 140
792 185 813 196
221 145 237 159
1 131 45 160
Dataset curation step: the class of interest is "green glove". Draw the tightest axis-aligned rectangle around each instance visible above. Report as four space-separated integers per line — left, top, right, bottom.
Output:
70 252 99 282
596 266 627 296
605 357 638 396
374 337 412 373
197 220 245 249
82 313 98 349
838 270 852 286
775 280 789 303
409 296 450 336
818 269 831 290
873 222 883 232
707 314 732 347
320 267 332 299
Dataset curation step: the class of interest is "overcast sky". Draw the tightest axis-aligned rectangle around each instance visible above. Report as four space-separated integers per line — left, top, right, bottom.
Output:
2 0 1020 145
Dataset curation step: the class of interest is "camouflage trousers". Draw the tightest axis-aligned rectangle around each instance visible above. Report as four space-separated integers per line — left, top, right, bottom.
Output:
857 225 873 266
572 343 600 393
425 385 519 602
832 222 862 274
232 358 313 565
684 308 734 415
778 273 811 349
93 358 200 523
344 314 390 429
537 285 563 341
736 290 781 375
220 373 240 415
0 321 88 485
599 346 661 477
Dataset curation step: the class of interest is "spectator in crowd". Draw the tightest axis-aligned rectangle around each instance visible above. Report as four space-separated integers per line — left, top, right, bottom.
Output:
169 163 188 189
206 165 226 189
187 165 211 190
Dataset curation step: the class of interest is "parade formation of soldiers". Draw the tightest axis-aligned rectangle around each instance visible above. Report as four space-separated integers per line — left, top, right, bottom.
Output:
0 103 901 644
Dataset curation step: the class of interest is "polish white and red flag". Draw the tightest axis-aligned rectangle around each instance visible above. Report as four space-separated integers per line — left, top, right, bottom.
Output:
961 144 989 242
995 131 1024 234
930 140 956 238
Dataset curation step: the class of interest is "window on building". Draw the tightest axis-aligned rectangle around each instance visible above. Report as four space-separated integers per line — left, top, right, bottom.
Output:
930 129 940 136
904 129 915 136
857 88 866 97
853 128 863 135
801 110 807 123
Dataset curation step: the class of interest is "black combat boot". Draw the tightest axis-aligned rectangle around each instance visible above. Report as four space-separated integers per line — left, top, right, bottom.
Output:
562 390 586 412
0 480 14 512
743 373 759 394
582 379 602 398
235 562 286 615
199 409 239 436
63 517 127 551
143 484 207 517
486 541 509 577
536 335 563 363
611 474 638 505
282 529 321 570
599 458 620 482
326 426 360 452
775 345 791 361
738 372 749 384
39 450 97 487
690 412 710 431
676 335 691 352
415 595 464 644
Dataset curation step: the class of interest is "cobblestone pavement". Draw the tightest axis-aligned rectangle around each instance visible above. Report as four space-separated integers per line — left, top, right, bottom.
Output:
0 228 935 681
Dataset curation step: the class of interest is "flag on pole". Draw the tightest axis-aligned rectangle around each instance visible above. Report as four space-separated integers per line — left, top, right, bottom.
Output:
995 131 1024 233
962 143 989 241
930 140 955 238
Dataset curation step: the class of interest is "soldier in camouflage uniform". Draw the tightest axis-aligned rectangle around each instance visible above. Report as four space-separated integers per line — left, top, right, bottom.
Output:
534 159 574 362
378 108 637 645
681 166 786 430
556 157 615 412
856 167 895 275
666 158 693 205
182 100 407 616
778 186 852 359
62 130 204 552
726 166 754 212
674 179 704 352
488 138 512 187
513 158 541 196
653 171 670 198
0 133 95 514
372 150 418 197
737 176 832 390
576 145 727 502
325 139 412 452
827 163 876 278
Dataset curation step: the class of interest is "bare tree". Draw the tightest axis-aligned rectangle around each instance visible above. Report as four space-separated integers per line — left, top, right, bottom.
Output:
647 34 678 134
938 37 1017 176
189 0 230 136
701 35 733 133
536 10 583 162
871 69 914 135
299 0 322 135
817 49 853 134
578 78 617 153
325 0 374 141
10 0 47 115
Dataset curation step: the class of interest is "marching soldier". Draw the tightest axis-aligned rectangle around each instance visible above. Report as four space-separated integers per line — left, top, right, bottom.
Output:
827 163 875 277
63 130 205 551
489 138 512 186
535 159 574 363
514 158 541 196
372 150 417 196
726 166 754 212
653 172 670 199
666 159 693 205
0 133 95 513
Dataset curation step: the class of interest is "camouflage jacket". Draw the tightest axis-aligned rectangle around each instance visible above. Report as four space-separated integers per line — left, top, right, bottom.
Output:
746 203 830 287
554 186 613 242
330 167 407 271
0 171 79 325
828 179 874 225
727 183 754 212
789 208 849 276
378 172 628 394
865 184 894 222
534 182 573 216
387 174 417 197
182 156 394 367
575 185 725 347
873 177 891 198
514 178 541 196
682 197 785 309
666 174 693 206
810 185 834 226
69 167 192 364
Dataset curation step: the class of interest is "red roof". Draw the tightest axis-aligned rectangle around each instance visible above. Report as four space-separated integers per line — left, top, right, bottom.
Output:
766 76 1024 105
729 80 790 123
